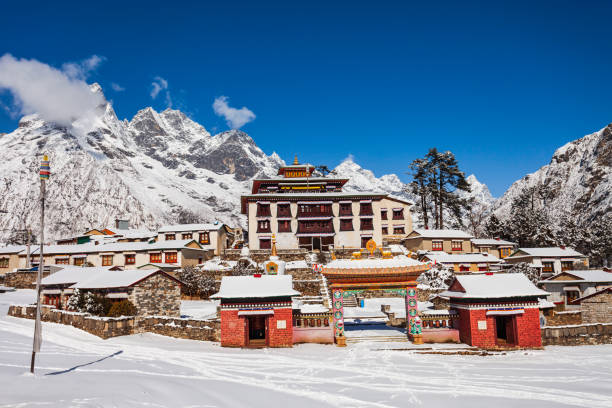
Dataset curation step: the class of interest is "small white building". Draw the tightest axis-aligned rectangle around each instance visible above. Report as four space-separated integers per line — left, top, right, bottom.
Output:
538 270 612 309
422 252 502 273
505 247 589 278
157 222 231 255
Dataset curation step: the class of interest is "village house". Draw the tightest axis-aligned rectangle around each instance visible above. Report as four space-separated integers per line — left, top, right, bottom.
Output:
421 252 502 272
56 219 155 245
538 270 612 309
71 269 182 317
39 265 124 308
241 157 412 251
17 240 208 270
157 222 231 255
0 245 30 275
571 286 612 324
470 238 518 259
212 274 300 347
504 247 589 278
403 229 473 254
441 273 549 348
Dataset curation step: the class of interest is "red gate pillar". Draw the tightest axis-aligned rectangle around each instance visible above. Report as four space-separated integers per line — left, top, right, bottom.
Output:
331 288 346 346
406 285 423 344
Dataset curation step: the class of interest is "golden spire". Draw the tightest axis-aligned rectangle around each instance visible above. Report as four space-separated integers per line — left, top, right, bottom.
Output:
293 155 299 165
271 234 277 257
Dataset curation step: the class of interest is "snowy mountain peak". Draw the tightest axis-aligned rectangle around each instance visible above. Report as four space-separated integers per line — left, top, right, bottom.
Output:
462 174 495 205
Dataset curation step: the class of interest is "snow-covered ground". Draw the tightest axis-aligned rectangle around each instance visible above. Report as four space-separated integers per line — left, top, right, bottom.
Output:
180 299 219 319
1 290 611 407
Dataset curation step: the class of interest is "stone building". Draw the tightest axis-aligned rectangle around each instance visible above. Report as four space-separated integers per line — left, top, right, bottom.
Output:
441 273 548 348
0 245 29 275
39 266 182 317
211 275 299 347
571 286 612 324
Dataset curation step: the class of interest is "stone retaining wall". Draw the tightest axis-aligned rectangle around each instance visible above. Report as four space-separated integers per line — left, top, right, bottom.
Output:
544 310 582 326
293 280 321 296
4 271 50 289
8 305 134 339
221 249 308 262
541 323 612 346
139 316 220 341
7 304 221 341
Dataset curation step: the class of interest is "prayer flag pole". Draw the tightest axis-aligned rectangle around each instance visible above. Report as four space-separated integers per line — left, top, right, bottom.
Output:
31 154 49 374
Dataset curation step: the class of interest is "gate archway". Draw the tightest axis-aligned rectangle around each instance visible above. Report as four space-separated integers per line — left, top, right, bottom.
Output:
322 257 430 345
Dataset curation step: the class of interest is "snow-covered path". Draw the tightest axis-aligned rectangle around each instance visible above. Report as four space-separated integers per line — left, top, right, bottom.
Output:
1 290 611 407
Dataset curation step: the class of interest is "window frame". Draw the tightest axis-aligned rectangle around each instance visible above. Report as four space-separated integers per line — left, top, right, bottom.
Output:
451 240 463 251
339 218 353 231
125 254 136 265
432 240 443 251
165 252 178 264
101 255 113 266
150 253 162 263
165 233 176 241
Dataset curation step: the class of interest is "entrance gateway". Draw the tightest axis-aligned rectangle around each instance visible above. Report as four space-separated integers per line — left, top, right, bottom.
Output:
321 252 430 345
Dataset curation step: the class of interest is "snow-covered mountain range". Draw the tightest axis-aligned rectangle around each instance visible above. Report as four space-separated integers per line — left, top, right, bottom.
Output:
0 83 609 241
493 124 611 225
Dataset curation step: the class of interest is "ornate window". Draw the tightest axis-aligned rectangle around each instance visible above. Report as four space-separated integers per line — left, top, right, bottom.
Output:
0 258 9 268
432 240 443 251
393 226 405 235
381 225 388 235
256 203 271 217
340 219 353 231
165 252 177 264
73 257 85 266
150 253 162 263
360 218 373 231
165 233 176 241
392 209 404 220
451 240 463 251
125 254 135 265
101 255 113 266
259 238 271 249
181 233 192 240
380 209 388 220
257 220 271 233
278 220 291 233
199 232 210 245
55 258 69 265
339 203 352 216
359 202 373 216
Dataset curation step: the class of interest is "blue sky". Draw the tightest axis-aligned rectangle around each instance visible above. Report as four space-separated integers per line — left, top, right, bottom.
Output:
1 1 611 196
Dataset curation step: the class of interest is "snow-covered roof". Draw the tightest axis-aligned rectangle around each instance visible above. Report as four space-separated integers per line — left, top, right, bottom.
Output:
441 273 549 299
513 247 585 258
541 270 612 284
389 244 409 254
471 238 517 246
36 244 100 255
286 260 309 270
71 269 172 289
324 256 426 270
411 229 473 239
111 229 156 239
572 286 612 303
211 275 300 299
158 223 223 233
0 245 27 255
41 266 118 286
423 253 501 263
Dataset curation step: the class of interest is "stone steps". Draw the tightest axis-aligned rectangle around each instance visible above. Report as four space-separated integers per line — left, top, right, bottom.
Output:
345 336 409 343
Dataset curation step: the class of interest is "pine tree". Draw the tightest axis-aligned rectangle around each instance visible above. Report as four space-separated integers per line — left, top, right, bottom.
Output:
407 158 432 229
508 262 540 284
484 214 504 238
67 288 85 312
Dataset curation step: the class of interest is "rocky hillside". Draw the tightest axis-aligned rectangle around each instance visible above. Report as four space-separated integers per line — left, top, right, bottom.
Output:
493 124 611 226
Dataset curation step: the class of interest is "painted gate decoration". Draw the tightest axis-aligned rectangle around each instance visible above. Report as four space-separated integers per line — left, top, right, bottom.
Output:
332 289 344 337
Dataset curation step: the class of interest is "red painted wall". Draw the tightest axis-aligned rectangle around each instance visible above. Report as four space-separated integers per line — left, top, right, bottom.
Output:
458 308 541 348
220 309 246 347
219 308 294 348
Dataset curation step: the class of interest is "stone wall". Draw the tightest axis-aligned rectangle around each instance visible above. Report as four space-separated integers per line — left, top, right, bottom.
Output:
139 316 220 341
544 310 582 326
222 249 308 263
132 273 181 317
8 305 134 339
8 304 221 341
541 323 612 346
293 280 321 296
581 291 612 324
4 270 50 289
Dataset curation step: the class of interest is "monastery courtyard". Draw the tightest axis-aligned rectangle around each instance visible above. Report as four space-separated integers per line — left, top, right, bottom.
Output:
1 290 610 408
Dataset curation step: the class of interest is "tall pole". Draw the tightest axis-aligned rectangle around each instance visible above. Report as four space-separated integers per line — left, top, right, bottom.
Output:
26 228 31 269
31 155 49 374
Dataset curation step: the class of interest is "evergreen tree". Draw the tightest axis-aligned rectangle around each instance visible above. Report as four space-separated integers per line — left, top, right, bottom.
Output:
409 148 471 229
484 214 504 238
67 288 85 312
505 186 555 247
507 262 540 284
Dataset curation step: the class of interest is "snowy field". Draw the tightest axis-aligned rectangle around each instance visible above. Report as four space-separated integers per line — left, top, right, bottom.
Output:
1 290 612 407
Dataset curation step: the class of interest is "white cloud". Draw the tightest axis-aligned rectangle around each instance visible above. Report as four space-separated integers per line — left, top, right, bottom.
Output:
61 55 106 80
0 53 105 127
150 76 171 108
111 82 125 92
212 96 255 129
